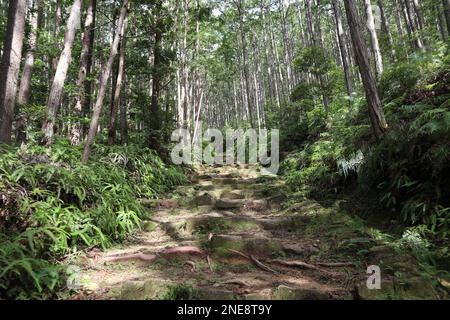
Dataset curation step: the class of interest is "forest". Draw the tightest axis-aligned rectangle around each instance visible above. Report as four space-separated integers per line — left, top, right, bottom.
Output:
0 0 449 300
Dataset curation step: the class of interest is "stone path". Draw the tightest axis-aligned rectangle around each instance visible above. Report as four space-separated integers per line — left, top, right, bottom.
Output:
72 165 442 300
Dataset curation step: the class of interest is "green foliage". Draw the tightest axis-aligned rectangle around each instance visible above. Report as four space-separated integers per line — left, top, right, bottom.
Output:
161 283 199 300
282 53 450 240
294 46 333 76
378 62 420 101
0 140 187 299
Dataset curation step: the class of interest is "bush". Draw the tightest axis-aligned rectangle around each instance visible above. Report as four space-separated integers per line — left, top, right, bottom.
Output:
0 140 187 299
281 52 450 240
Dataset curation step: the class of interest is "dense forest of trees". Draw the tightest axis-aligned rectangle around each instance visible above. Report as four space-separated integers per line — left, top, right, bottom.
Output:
0 0 449 300
0 0 449 144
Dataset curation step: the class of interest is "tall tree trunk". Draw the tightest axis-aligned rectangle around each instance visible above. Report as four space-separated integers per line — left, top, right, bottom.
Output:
395 0 405 39
181 0 189 128
344 0 388 140
70 0 96 146
0 0 27 144
108 9 128 145
236 0 254 128
412 0 428 48
120 78 129 145
16 0 42 143
332 0 353 97
378 0 396 61
42 0 82 146
52 0 62 75
82 0 128 162
278 0 293 92
365 0 384 78
403 0 424 49
149 4 162 148
443 0 450 35
305 0 330 109
438 5 449 41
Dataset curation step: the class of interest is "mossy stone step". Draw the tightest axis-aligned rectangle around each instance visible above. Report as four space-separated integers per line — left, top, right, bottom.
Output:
118 279 172 300
187 214 262 234
215 198 245 209
272 285 330 300
220 190 246 200
209 234 284 257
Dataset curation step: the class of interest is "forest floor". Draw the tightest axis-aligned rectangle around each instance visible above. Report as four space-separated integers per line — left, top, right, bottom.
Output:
69 165 445 300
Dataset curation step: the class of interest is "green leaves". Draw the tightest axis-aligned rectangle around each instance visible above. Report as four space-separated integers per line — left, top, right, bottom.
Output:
0 142 187 299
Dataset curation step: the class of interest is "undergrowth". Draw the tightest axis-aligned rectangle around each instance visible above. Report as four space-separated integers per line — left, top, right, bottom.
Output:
0 140 187 299
280 51 450 259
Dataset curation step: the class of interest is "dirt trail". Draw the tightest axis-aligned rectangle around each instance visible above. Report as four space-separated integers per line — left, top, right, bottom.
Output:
72 165 442 300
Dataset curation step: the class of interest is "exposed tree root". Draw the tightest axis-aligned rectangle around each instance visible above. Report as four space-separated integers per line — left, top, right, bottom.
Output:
206 255 214 272
227 249 278 274
219 279 251 287
103 246 205 263
316 262 355 267
270 259 334 277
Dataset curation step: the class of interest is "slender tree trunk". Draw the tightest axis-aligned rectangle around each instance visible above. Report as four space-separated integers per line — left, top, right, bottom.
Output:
305 0 329 109
443 0 450 35
395 0 405 39
82 0 129 162
16 0 42 143
0 0 27 144
365 0 384 78
332 0 353 97
149 5 162 147
438 5 448 40
344 0 388 140
412 0 428 48
70 0 96 146
181 0 189 128
42 0 82 146
403 0 424 49
378 0 396 61
120 78 129 145
52 0 62 75
108 9 128 145
236 0 254 128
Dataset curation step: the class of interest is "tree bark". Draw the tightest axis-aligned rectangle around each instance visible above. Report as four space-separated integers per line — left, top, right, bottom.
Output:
52 0 62 75
108 9 128 145
402 0 423 49
70 0 96 146
120 85 129 145
378 0 396 61
236 0 254 128
82 0 129 162
443 0 450 35
305 0 329 109
365 0 384 78
149 5 162 148
438 5 449 40
0 0 27 144
344 0 388 140
332 0 353 97
16 0 42 143
42 0 82 146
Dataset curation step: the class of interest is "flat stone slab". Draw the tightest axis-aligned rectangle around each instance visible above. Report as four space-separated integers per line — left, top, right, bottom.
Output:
215 198 244 209
209 234 284 257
